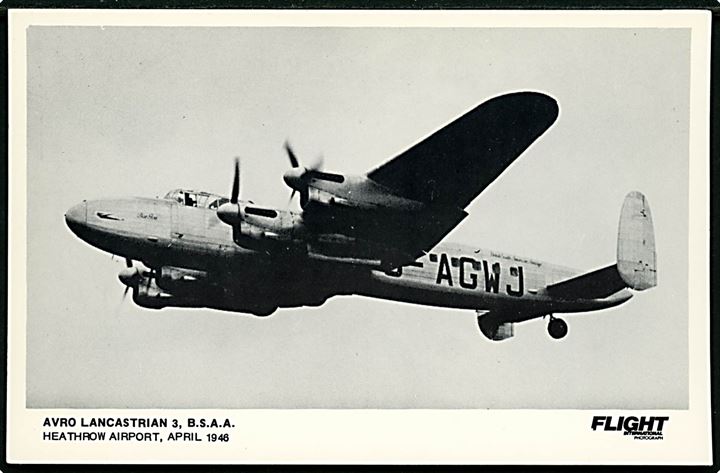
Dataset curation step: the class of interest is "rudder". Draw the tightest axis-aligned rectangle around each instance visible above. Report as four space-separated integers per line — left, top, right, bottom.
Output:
617 191 657 290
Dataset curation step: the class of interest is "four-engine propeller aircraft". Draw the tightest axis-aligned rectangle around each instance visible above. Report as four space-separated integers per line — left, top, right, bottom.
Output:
64 91 657 341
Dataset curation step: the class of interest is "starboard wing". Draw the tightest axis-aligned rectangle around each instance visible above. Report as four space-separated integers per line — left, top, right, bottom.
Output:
366 91 559 209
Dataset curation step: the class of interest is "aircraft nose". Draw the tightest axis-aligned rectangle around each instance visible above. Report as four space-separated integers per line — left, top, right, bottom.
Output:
64 201 87 233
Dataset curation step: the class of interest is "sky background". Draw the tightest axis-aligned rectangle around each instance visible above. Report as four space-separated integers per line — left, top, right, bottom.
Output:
25 26 690 408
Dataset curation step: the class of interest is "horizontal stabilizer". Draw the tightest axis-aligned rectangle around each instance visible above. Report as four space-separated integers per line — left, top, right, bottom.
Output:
546 265 625 300
617 191 657 290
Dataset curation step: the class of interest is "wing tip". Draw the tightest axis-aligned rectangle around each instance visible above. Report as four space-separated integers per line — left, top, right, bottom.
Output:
485 90 560 123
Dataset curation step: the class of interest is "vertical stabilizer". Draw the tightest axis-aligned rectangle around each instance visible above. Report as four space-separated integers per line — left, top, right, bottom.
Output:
617 191 657 290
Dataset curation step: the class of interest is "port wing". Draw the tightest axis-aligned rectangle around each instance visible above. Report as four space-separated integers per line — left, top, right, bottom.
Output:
366 92 559 208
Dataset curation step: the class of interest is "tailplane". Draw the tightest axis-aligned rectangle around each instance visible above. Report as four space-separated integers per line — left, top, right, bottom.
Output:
617 191 657 290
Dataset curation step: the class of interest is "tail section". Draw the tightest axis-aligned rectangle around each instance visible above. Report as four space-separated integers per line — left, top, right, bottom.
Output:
617 191 657 290
545 191 656 300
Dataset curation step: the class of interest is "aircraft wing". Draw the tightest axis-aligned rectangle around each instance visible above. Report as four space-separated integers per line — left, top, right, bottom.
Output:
350 205 470 264
366 91 559 209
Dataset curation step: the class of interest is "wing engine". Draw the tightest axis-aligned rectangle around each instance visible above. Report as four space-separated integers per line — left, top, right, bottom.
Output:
216 159 306 254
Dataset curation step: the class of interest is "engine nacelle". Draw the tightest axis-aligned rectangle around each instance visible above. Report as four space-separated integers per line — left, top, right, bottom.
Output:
132 278 173 309
156 266 208 292
131 275 280 316
133 276 209 310
233 225 305 255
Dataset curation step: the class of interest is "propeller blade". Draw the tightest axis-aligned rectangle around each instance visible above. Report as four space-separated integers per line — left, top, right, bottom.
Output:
230 158 240 204
284 141 300 168
122 286 130 301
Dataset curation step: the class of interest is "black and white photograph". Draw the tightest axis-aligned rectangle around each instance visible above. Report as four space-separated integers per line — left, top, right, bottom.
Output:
7 9 712 464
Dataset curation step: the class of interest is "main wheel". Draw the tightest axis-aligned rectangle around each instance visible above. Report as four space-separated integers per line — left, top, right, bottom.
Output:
548 317 568 339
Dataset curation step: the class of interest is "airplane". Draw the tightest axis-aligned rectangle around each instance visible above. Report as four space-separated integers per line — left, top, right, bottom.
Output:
64 91 657 341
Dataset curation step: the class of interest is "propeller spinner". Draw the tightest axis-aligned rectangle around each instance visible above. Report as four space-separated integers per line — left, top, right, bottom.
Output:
282 141 323 208
118 258 141 300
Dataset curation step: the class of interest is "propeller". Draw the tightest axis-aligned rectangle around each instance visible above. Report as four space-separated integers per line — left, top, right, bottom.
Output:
282 141 323 208
230 157 240 204
285 141 300 169
118 258 141 301
217 158 244 228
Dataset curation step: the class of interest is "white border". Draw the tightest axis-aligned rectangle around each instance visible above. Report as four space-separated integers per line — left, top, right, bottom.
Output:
7 9 712 464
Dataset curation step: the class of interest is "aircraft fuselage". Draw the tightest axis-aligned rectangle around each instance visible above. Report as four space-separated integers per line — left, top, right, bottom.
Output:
62 92 655 341
65 196 631 319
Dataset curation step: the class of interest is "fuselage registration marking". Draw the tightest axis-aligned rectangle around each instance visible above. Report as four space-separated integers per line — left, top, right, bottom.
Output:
386 252 525 297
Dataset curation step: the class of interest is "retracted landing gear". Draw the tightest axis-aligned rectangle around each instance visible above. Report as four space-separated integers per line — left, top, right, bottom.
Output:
547 315 568 340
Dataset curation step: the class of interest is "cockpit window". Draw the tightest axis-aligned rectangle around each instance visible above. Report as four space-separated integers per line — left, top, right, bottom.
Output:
165 189 229 209
164 189 185 204
208 198 230 210
184 193 197 207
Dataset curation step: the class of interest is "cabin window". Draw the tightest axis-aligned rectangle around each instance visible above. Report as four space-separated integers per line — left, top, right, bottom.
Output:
472 260 482 271
451 257 459 267
196 194 210 208
429 254 438 263
183 193 197 207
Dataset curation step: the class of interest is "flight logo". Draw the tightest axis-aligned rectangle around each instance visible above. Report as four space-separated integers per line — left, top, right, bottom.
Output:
591 416 668 440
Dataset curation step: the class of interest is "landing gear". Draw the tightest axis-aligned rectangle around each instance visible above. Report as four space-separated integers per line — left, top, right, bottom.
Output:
547 316 568 340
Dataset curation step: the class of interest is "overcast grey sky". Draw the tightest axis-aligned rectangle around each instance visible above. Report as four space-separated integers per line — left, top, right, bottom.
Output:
26 26 690 408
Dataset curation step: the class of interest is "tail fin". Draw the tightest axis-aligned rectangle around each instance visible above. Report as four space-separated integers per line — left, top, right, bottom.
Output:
545 191 656 300
617 191 657 290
